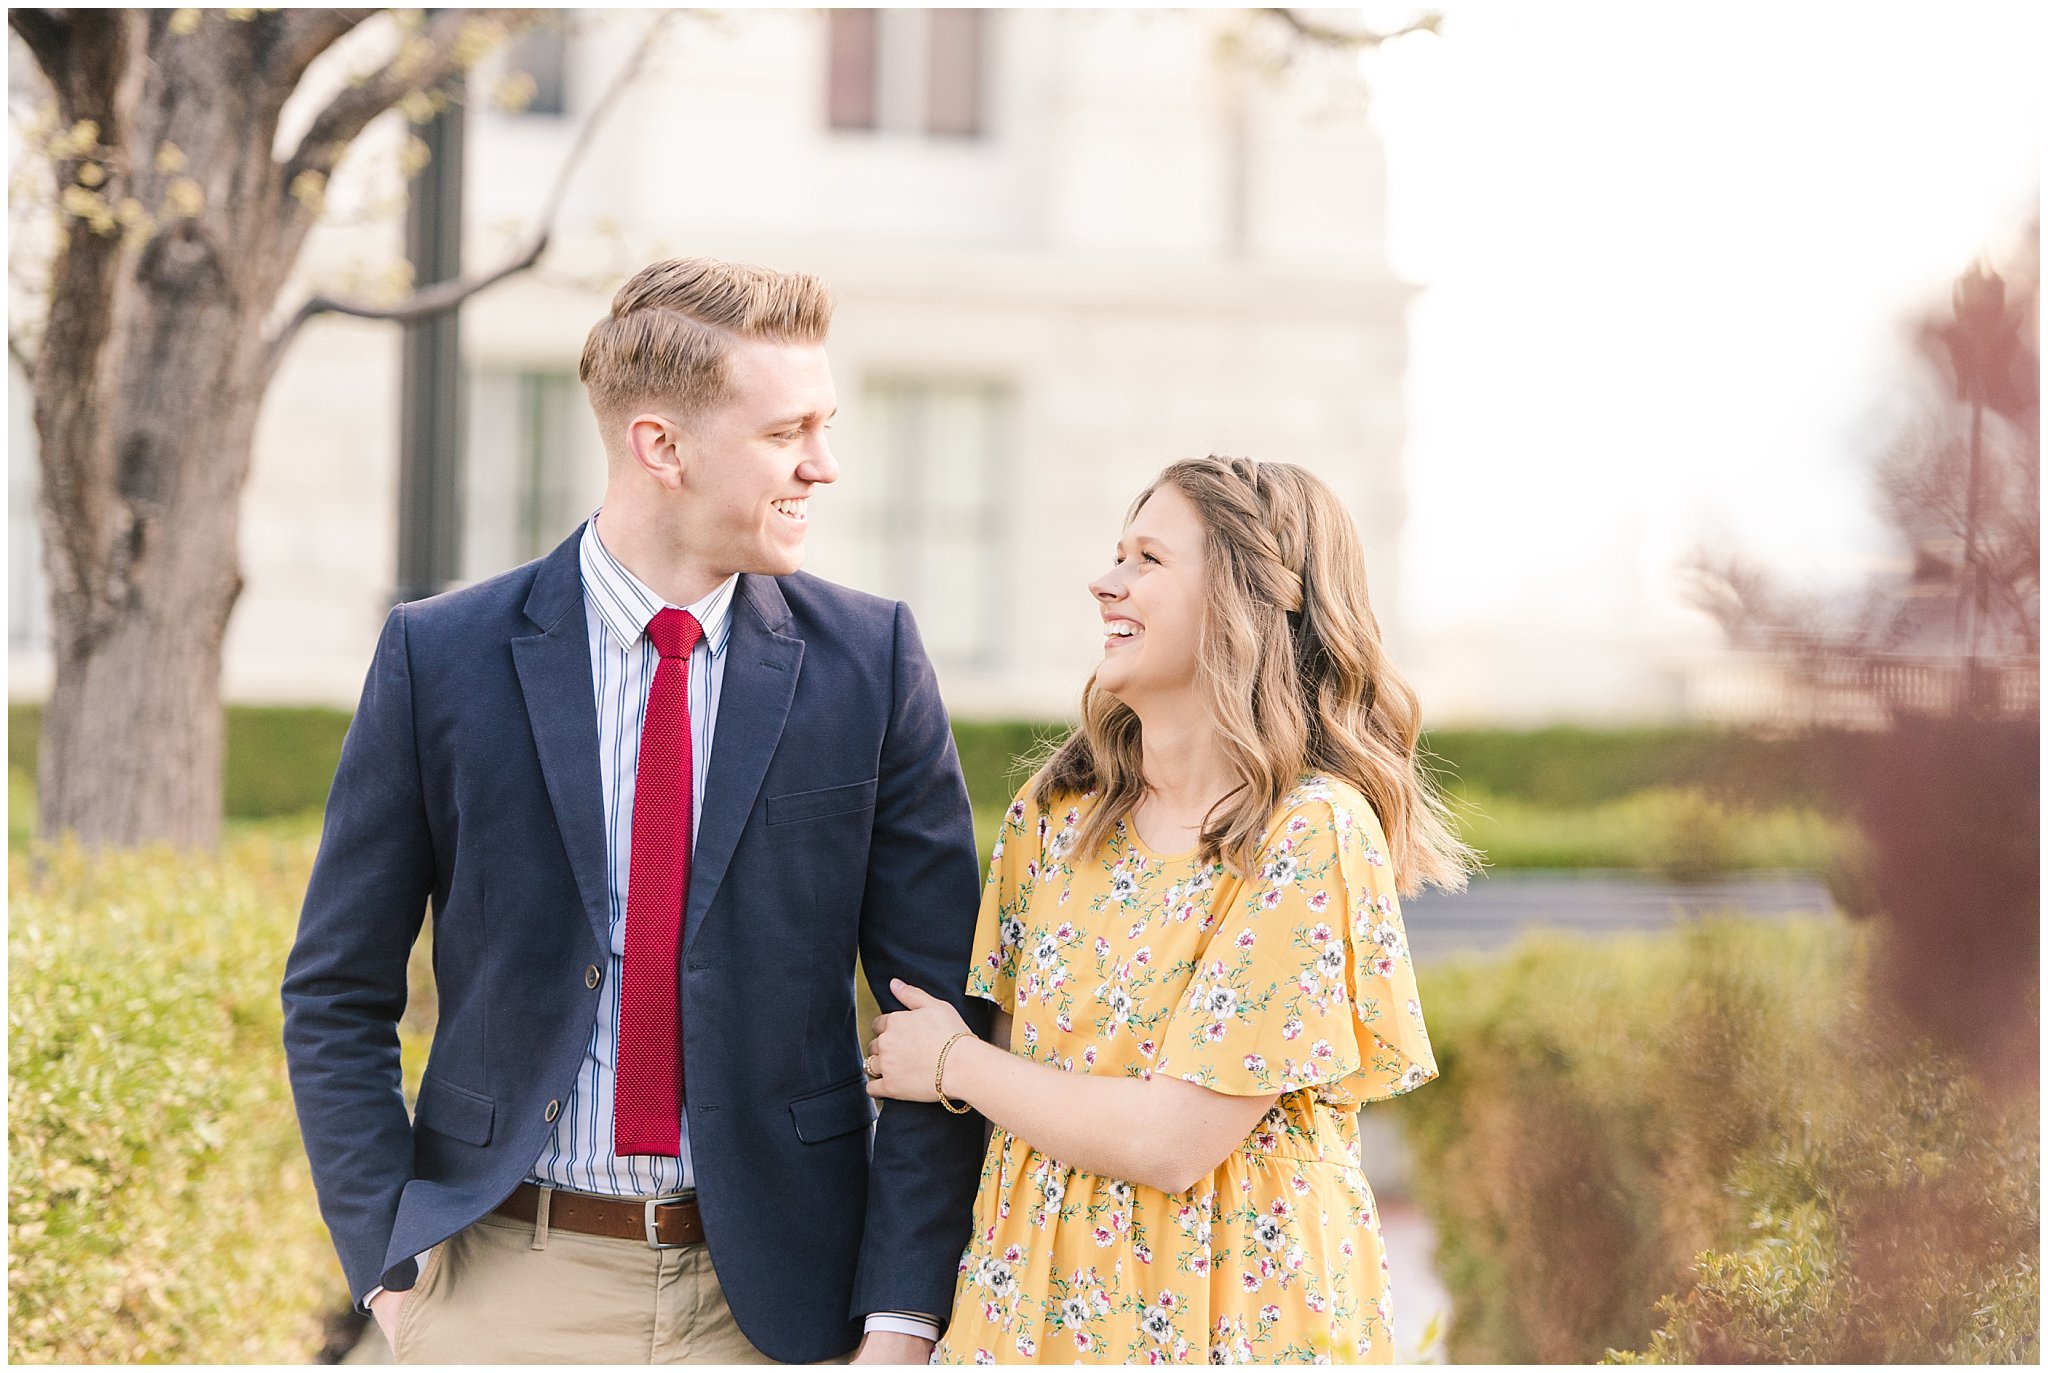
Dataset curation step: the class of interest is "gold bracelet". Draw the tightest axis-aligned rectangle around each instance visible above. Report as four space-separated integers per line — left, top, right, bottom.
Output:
935 1031 975 1115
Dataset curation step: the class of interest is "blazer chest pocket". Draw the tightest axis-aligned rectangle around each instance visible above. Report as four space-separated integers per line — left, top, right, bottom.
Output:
789 1076 877 1143
414 1076 495 1146
766 778 878 827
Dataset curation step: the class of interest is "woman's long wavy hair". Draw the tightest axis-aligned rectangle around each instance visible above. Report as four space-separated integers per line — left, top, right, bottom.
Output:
1032 456 1477 897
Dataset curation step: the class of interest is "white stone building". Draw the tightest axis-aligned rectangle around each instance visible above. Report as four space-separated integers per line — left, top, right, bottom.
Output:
10 8 1415 719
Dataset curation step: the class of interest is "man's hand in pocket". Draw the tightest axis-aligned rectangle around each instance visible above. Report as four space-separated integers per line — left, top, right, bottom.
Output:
370 1288 409 1348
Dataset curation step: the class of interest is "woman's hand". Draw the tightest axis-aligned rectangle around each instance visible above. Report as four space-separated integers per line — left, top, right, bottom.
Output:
865 978 972 1103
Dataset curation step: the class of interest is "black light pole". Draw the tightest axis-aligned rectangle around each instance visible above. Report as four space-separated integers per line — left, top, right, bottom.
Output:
396 85 468 603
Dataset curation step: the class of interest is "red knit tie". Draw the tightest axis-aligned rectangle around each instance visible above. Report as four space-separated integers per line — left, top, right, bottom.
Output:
615 606 702 1158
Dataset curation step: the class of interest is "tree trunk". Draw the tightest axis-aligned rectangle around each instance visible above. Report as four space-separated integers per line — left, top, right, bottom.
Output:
27 10 292 849
15 8 533 847
36 389 260 849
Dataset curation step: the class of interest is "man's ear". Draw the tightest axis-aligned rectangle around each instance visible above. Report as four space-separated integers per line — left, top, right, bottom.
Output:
625 412 689 489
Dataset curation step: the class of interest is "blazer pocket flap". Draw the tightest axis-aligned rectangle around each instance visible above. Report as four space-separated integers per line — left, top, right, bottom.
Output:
414 1077 496 1146
789 1077 876 1143
766 778 879 826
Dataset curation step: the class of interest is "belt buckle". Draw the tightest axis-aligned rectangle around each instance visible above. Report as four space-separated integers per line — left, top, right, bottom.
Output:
643 1192 694 1250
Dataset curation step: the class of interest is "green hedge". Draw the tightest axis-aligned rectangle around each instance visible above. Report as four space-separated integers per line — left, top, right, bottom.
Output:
8 706 1867 883
1402 917 2039 1363
7 705 1862 823
7 828 432 1362
1418 725 1860 811
9 703 353 822
9 834 341 1360
1452 786 1860 879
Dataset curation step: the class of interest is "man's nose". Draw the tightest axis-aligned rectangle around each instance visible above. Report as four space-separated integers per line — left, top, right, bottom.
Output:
801 432 840 486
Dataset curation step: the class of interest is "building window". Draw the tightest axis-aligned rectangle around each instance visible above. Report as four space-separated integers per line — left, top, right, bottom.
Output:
842 379 1008 669
464 370 595 579
503 19 569 117
826 9 879 129
826 9 987 138
924 9 984 137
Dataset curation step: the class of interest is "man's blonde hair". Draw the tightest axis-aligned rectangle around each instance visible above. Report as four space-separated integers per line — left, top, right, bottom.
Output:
579 257 834 436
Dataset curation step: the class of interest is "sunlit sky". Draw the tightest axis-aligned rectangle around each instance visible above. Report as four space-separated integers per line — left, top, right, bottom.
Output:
1355 1 2041 642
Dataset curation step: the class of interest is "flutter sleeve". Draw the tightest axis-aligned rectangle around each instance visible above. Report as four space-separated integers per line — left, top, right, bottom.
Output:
1153 783 1438 1104
964 786 1044 1009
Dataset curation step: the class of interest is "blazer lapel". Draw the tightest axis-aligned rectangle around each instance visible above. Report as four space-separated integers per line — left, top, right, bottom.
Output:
510 526 613 955
685 573 803 955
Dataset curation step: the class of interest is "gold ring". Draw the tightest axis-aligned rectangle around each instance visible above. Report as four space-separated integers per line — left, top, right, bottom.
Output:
865 1053 882 1080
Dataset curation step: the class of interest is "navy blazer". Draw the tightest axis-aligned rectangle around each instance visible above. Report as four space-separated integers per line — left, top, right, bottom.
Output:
282 526 989 1362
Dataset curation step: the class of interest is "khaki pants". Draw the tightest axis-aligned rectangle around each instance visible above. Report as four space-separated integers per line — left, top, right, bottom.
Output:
392 1205 791 1364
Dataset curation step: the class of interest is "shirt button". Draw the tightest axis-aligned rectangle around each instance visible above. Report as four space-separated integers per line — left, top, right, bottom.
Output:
585 964 601 989
544 1099 561 1122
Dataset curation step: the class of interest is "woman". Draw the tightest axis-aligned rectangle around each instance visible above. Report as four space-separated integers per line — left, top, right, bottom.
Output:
868 456 1475 1364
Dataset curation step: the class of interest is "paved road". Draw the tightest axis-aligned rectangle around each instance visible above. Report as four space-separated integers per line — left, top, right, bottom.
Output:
1401 868 1839 963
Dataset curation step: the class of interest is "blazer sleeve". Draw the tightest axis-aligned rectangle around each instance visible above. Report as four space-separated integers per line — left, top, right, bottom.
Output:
849 600 992 1325
280 603 437 1306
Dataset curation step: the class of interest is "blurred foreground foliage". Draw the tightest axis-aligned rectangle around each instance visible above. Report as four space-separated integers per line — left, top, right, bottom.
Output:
7 830 430 1363
1404 915 2039 1364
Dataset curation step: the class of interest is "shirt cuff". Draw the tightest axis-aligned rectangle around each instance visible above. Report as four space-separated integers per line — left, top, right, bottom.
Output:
359 1285 385 1315
863 1311 941 1342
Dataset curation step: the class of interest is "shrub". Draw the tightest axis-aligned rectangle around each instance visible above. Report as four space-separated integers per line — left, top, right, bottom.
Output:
1419 725 1862 812
7 828 432 1362
950 718 1065 814
1452 786 1862 880
9 834 337 1360
1402 915 2039 1364
8 703 351 822
9 705 1865 863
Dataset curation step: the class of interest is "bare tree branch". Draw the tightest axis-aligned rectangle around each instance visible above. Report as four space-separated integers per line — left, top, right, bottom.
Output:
1270 8 1442 48
7 9 71 84
278 8 527 185
261 11 673 380
258 8 378 95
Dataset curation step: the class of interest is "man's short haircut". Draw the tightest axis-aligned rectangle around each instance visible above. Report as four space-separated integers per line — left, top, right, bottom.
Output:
579 257 834 436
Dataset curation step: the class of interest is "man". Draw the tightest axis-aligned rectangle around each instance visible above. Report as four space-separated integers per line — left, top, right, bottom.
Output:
283 258 987 1363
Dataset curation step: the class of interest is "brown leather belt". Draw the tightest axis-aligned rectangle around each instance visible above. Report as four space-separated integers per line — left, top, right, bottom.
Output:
494 1182 705 1249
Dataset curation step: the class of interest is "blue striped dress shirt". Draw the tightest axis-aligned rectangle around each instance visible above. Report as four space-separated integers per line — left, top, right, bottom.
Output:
529 519 937 1344
526 516 737 1196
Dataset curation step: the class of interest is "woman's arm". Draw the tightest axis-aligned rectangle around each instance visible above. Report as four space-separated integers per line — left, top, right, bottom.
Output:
869 981 1277 1196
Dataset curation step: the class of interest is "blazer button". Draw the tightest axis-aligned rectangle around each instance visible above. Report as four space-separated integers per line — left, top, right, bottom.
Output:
544 1099 561 1122
585 964 601 989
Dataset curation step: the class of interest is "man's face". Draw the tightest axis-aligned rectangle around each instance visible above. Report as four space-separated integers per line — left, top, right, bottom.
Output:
672 337 839 578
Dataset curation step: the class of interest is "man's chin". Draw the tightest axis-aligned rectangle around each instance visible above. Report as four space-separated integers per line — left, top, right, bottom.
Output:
752 546 806 578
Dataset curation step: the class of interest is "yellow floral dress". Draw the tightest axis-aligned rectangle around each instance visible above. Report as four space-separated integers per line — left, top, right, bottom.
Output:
932 776 1438 1366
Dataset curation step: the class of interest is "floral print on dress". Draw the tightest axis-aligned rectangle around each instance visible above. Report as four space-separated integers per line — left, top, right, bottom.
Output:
939 776 1436 1365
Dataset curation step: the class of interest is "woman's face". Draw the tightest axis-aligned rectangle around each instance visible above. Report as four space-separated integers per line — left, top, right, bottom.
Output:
1089 484 1208 710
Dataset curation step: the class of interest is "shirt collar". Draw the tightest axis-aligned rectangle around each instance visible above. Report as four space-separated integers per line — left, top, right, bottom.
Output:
579 513 737 658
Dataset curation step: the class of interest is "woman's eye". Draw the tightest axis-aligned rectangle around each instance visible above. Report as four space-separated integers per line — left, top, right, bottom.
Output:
1142 553 1160 565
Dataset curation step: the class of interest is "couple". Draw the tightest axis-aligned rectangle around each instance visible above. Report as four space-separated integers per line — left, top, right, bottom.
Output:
282 257 1470 1365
